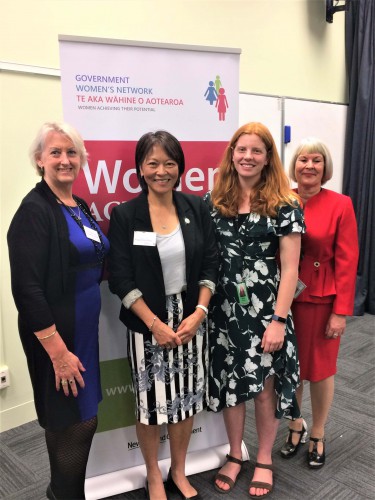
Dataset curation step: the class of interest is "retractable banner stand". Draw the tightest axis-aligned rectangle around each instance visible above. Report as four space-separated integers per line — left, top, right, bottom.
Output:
59 35 244 499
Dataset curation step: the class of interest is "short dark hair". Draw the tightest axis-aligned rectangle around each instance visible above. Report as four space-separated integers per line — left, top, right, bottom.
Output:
135 130 185 192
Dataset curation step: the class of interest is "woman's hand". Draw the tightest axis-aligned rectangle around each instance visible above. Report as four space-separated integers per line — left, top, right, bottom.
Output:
261 321 285 353
325 313 346 339
52 351 86 397
35 327 86 397
152 318 182 349
176 309 205 344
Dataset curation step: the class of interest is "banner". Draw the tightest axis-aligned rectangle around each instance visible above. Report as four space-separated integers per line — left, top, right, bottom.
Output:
59 35 243 499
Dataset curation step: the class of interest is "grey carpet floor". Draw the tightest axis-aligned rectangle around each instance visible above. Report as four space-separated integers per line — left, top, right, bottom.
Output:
1 314 374 500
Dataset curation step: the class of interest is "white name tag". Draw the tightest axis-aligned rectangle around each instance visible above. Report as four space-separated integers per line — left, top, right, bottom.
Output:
84 225 101 242
133 231 156 246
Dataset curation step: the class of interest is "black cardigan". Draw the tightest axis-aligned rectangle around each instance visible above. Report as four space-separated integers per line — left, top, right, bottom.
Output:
108 191 218 333
7 179 89 335
7 179 93 429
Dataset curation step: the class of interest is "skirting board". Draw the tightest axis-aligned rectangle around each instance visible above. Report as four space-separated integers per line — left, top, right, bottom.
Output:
85 441 249 500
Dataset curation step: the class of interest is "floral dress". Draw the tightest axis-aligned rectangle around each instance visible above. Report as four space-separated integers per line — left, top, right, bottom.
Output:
204 193 305 419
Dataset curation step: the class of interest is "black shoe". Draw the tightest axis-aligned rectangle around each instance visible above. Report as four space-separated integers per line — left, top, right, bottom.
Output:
308 437 326 468
280 419 307 458
46 484 57 500
165 469 201 499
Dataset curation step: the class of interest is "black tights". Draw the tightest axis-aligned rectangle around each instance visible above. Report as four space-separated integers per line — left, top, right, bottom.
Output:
45 416 97 499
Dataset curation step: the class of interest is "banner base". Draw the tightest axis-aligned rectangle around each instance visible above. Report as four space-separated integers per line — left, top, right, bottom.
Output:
85 441 249 500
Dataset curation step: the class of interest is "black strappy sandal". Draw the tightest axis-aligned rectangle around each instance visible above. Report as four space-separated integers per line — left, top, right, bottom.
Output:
308 437 326 468
280 419 308 458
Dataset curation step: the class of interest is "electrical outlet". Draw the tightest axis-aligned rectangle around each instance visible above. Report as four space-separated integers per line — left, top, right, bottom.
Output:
0 366 10 389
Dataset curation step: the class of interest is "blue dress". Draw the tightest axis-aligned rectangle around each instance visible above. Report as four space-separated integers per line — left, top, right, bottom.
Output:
61 206 109 421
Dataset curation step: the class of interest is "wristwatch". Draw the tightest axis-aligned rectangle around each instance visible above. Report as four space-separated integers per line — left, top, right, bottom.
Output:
271 314 287 324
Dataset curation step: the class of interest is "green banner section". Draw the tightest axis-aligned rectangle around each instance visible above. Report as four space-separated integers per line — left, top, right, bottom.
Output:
97 358 136 433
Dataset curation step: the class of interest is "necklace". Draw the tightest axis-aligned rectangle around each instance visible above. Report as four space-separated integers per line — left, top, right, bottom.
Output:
149 205 172 230
66 204 81 220
56 195 106 264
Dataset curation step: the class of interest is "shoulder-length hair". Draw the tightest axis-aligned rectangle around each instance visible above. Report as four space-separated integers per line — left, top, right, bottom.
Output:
288 137 333 185
135 130 185 193
29 122 88 176
211 122 299 217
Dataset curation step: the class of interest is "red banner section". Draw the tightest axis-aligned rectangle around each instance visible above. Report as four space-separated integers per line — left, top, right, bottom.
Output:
74 140 227 234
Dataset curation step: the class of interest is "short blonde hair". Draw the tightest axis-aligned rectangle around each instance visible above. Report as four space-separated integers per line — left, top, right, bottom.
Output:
289 137 333 185
29 122 88 176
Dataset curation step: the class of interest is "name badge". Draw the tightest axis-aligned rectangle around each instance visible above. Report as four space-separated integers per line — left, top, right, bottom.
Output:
133 231 157 246
83 225 100 242
236 282 250 305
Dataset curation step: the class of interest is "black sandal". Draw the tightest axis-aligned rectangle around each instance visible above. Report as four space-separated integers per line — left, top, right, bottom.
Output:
214 454 243 494
308 437 326 468
280 419 307 458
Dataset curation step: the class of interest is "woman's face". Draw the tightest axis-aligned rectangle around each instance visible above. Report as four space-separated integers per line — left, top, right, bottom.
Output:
140 144 179 196
232 134 268 185
294 149 324 189
37 131 81 190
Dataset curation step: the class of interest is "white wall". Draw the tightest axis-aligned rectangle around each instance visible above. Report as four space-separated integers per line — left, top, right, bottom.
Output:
0 0 347 431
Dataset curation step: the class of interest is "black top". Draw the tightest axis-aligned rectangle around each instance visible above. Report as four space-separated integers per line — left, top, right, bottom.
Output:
108 191 218 333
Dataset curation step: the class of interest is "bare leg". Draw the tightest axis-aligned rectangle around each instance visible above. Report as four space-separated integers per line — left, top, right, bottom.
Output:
250 377 279 497
136 421 166 500
215 403 245 492
168 416 197 497
309 376 334 454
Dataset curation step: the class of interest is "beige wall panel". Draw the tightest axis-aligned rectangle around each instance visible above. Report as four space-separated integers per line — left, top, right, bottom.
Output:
0 73 62 430
1 0 346 102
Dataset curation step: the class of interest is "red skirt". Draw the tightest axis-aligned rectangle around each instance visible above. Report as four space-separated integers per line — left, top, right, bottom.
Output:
292 302 340 382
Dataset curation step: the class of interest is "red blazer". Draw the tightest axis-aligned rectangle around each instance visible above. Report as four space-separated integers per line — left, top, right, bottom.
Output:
294 188 359 315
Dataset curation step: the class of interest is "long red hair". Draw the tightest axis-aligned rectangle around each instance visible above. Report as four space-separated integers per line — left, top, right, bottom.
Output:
211 122 300 217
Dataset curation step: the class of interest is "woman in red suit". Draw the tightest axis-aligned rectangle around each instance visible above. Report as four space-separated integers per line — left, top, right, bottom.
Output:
280 138 359 468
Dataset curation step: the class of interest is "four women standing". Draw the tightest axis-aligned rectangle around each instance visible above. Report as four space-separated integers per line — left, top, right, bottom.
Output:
8 123 359 499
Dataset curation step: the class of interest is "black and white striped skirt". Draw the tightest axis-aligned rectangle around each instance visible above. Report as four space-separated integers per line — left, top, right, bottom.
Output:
127 293 208 425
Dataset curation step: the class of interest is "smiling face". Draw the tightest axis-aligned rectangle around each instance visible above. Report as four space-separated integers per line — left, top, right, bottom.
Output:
37 131 81 191
140 144 179 197
294 150 325 189
232 133 268 186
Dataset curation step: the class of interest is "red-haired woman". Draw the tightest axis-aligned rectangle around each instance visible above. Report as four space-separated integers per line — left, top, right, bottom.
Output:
204 122 305 498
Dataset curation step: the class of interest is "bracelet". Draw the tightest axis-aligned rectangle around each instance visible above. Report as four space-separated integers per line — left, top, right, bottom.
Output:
195 304 208 316
271 314 286 324
37 330 56 340
149 316 157 332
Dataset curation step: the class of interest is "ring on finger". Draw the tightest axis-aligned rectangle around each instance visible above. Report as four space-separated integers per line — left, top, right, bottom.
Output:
69 379 74 384
61 379 68 386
